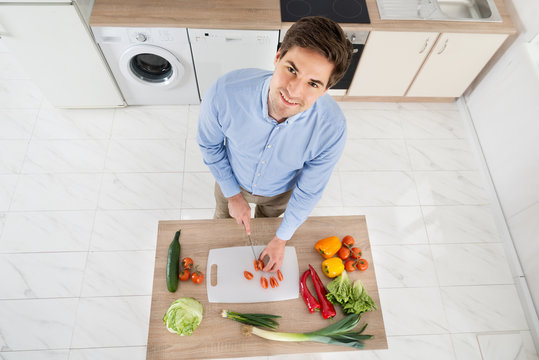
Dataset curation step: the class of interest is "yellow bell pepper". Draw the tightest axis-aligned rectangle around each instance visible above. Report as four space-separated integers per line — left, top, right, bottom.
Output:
314 236 342 259
321 257 345 278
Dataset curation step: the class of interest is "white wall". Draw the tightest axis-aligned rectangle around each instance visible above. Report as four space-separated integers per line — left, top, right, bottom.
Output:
464 0 539 343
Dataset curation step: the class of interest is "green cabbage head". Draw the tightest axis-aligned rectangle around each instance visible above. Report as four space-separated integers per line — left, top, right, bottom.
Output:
163 297 203 336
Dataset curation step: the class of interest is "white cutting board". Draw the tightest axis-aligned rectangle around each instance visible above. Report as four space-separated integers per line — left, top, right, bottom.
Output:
206 246 299 303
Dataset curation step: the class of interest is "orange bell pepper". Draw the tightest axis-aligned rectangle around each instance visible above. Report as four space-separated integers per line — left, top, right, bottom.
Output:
314 236 342 259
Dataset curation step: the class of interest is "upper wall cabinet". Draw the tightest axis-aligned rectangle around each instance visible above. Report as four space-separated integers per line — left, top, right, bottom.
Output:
407 32 508 97
348 31 438 97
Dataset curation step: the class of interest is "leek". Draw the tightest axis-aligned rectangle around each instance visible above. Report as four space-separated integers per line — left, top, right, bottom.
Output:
241 314 373 348
221 310 281 330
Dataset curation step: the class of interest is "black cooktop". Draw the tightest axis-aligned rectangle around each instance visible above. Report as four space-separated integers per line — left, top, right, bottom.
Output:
280 0 370 24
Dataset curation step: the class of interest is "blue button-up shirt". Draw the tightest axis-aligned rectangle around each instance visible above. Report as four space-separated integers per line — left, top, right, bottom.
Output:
197 69 346 240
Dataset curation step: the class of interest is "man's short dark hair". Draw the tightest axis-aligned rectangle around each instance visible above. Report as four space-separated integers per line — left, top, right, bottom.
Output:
279 16 354 89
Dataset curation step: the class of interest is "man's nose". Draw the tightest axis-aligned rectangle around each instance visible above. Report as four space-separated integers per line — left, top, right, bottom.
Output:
287 78 301 97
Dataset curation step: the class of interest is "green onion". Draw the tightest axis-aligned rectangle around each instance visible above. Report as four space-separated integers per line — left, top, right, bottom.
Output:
221 310 281 330
241 314 373 348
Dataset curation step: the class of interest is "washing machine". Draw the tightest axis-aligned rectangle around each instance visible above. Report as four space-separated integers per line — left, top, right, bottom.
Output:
92 27 200 105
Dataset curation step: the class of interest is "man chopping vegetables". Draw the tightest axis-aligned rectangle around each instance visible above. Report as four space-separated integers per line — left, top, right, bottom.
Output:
197 16 352 272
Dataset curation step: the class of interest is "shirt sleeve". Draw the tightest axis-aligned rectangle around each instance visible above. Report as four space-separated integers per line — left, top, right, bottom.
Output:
276 122 347 240
196 82 241 197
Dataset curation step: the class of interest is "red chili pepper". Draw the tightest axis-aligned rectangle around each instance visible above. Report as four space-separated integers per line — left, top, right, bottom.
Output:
299 270 320 313
308 264 336 319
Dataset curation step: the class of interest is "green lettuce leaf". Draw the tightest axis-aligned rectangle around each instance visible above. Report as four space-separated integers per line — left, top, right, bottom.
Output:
163 297 203 336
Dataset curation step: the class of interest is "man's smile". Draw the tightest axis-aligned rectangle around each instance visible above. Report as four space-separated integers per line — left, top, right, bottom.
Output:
280 90 300 106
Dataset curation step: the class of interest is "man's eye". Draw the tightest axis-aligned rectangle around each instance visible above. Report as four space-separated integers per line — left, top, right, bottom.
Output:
310 82 319 88
288 67 296 74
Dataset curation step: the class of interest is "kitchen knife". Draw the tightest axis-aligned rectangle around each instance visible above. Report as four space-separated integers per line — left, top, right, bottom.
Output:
247 233 258 261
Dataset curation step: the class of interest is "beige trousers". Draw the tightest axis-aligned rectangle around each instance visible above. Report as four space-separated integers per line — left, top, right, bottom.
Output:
213 182 293 219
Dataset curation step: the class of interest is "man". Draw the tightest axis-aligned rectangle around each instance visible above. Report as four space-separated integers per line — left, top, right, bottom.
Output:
197 16 353 272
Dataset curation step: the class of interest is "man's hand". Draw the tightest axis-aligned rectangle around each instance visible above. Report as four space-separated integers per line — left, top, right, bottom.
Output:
227 193 252 234
259 235 286 272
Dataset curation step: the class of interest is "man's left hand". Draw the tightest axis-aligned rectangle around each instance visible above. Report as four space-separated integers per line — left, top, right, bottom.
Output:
259 235 286 272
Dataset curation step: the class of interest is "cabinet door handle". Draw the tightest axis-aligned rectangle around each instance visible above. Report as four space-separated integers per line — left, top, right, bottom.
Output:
419 38 430 54
437 39 449 54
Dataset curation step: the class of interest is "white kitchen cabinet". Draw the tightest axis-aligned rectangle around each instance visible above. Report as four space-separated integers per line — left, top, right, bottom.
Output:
407 32 508 97
0 3 124 108
348 31 439 97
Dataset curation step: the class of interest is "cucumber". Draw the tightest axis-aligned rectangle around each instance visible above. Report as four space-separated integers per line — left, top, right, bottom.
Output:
166 230 181 292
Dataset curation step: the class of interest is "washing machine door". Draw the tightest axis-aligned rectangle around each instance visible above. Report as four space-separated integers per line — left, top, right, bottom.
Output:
119 44 184 87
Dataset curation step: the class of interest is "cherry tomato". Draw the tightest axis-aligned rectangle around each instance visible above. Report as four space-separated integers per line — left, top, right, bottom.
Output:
356 259 369 271
244 271 254 280
338 247 350 260
179 269 190 281
344 259 356 272
258 259 265 271
260 276 268 289
270 276 279 288
342 235 355 248
350 247 362 259
181 257 193 270
191 266 204 284
254 260 260 272
277 269 284 282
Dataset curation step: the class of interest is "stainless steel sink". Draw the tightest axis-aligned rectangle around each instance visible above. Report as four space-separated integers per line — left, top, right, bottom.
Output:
377 0 502 22
436 0 492 19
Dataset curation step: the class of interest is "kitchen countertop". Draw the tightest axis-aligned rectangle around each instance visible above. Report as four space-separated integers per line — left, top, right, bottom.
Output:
90 0 516 34
147 216 387 359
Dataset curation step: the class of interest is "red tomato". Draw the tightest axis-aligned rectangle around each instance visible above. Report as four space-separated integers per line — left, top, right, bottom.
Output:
277 270 284 282
244 271 254 280
356 259 369 271
342 235 355 248
338 247 350 260
191 266 204 284
344 259 356 272
258 259 265 271
254 260 260 271
350 247 362 259
179 269 190 281
260 276 268 289
181 257 193 270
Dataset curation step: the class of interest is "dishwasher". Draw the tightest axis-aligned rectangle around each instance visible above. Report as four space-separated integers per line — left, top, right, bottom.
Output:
188 29 279 99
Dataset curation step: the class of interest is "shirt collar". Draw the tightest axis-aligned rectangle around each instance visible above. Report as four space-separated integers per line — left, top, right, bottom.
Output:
261 75 309 126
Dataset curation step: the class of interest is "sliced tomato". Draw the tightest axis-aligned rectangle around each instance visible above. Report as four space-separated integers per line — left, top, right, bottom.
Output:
244 271 254 280
260 276 268 289
270 276 279 287
254 260 260 271
277 269 284 282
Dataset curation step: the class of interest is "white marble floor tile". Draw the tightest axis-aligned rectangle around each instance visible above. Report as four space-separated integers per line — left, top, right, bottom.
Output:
0 298 78 351
187 104 200 139
0 109 38 139
431 243 513 286
340 171 420 206
343 206 429 245
358 334 455 360
414 171 490 205
0 175 18 211
0 212 5 239
180 208 215 220
181 172 216 208
371 245 438 288
105 139 185 172
451 333 482 360
0 79 42 109
184 137 207 172
33 108 114 140
400 110 466 139
407 139 477 170
99 173 182 210
81 251 154 297
0 53 31 80
310 206 346 216
0 140 27 174
422 205 500 244
68 347 147 360
317 172 343 207
22 140 108 173
339 139 411 171
10 174 101 211
0 211 94 253
0 252 86 299
90 209 180 251
343 109 404 139
71 296 151 348
111 106 189 139
378 287 449 335
477 331 539 360
0 350 69 360
441 285 528 332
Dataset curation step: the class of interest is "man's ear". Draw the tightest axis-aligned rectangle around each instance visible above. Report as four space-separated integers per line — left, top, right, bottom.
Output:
274 49 281 66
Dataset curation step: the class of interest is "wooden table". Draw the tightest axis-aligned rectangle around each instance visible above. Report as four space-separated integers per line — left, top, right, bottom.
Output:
147 216 387 359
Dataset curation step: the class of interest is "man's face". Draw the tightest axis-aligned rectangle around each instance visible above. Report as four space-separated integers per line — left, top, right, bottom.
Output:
268 46 334 122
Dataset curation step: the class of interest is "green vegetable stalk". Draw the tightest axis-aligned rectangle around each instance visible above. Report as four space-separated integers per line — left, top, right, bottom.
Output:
326 271 377 314
221 310 281 330
163 297 203 336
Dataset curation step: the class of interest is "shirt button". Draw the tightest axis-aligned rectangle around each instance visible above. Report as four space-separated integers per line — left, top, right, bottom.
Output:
257 173 260 176
261 160 265 164
267 145 272 149
253 184 257 187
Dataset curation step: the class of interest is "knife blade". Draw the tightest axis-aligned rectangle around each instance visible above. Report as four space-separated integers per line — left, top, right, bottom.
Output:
247 233 258 261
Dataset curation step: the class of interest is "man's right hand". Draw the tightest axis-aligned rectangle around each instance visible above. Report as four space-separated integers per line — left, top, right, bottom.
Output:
227 193 251 234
